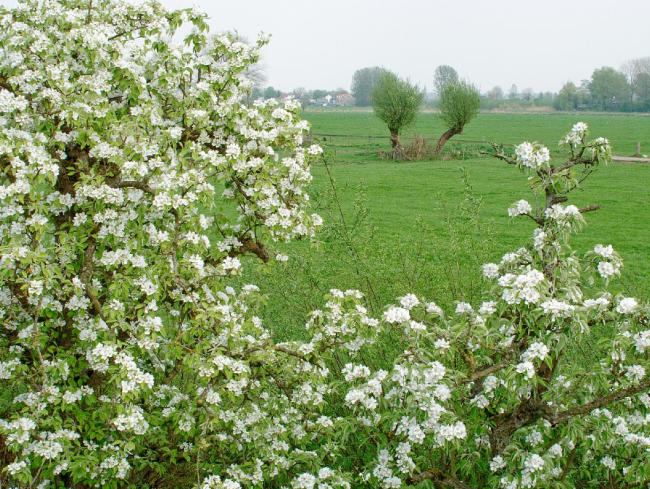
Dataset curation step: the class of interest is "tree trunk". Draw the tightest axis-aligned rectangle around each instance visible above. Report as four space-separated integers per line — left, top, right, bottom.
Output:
435 127 462 154
390 130 404 160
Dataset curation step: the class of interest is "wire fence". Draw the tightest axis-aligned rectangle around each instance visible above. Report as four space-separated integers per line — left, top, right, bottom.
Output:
312 133 499 144
309 133 649 163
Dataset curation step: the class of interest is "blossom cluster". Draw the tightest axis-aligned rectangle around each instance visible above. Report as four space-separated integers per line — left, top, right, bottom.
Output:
514 142 550 170
562 121 589 147
589 243 623 281
0 0 331 486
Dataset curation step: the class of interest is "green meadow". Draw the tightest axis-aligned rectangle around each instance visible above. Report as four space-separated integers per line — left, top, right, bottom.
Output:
241 111 650 337
304 110 650 157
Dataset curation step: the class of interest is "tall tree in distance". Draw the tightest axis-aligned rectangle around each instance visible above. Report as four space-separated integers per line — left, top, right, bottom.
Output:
371 71 423 159
521 87 534 101
589 67 629 110
635 57 650 106
508 84 518 99
433 64 459 96
553 81 579 111
351 66 387 106
436 80 481 153
621 58 641 104
487 85 504 99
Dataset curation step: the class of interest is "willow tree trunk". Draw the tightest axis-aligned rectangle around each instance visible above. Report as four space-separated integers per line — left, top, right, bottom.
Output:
435 127 462 154
390 130 405 160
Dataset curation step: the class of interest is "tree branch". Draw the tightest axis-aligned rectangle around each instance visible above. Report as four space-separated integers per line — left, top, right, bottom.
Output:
550 378 650 426
480 145 517 165
111 180 156 195
408 470 477 489
578 204 600 214
471 359 511 382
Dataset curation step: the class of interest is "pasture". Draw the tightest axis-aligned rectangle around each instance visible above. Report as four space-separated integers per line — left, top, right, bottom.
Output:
243 111 650 337
304 110 650 158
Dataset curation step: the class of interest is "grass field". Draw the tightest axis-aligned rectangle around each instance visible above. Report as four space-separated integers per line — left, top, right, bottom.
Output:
241 111 650 338
304 110 650 158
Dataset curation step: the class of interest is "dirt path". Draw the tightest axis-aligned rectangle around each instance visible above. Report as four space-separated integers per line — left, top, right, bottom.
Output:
612 156 650 164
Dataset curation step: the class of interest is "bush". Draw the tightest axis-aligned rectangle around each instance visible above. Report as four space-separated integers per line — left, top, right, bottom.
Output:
404 134 431 160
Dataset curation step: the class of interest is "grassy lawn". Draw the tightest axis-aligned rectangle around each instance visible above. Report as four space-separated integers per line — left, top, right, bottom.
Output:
241 112 650 338
308 157 650 292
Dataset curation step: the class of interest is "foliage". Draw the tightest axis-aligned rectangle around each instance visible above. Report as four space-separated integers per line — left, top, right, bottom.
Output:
439 81 481 133
2 2 650 489
0 1 326 487
433 65 459 97
263 85 281 99
371 71 424 158
554 82 580 111
312 89 328 100
589 67 629 110
351 67 388 107
436 80 481 153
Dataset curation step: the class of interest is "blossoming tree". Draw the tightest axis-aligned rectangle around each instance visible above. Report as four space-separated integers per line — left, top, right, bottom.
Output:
1 1 649 489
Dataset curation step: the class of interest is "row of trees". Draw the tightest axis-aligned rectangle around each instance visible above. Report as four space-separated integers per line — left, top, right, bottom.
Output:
555 58 650 111
254 57 649 113
347 59 650 113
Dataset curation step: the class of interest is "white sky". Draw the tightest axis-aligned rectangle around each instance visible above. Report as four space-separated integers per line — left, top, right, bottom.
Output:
4 0 650 94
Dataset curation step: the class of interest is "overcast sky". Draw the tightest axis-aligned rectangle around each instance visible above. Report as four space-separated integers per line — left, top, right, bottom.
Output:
4 0 650 94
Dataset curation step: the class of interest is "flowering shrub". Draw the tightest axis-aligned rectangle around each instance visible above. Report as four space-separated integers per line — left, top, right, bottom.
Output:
1 1 649 489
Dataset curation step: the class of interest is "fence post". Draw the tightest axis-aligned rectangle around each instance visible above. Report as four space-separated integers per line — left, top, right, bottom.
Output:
636 142 641 157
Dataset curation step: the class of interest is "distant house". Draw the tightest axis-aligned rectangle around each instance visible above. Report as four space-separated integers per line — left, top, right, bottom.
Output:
335 93 356 107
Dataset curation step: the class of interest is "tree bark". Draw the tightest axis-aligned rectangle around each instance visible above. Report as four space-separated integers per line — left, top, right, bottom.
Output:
436 127 462 154
389 130 404 160
408 469 477 489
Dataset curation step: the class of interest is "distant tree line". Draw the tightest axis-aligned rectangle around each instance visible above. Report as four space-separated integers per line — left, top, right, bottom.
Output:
554 58 650 112
250 57 650 113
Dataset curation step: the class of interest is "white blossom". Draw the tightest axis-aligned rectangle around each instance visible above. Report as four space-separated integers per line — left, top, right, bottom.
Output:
508 199 532 217
616 297 638 314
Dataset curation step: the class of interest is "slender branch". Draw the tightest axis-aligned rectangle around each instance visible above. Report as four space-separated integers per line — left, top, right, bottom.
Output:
272 345 307 362
550 378 650 426
471 359 511 382
524 212 544 226
480 147 516 165
578 204 600 214
559 446 577 481
111 180 156 195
